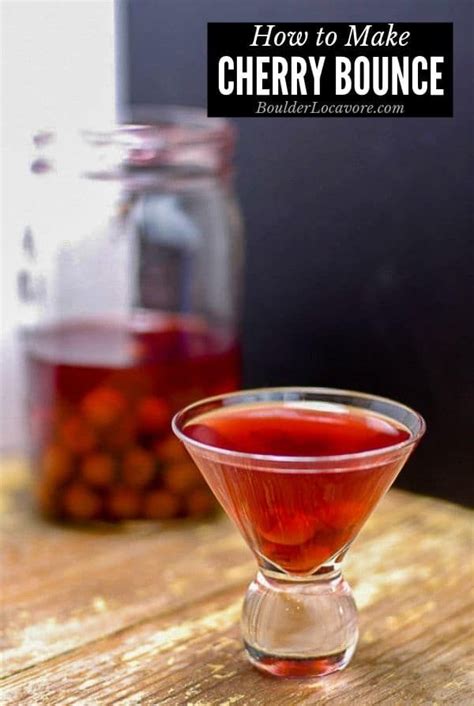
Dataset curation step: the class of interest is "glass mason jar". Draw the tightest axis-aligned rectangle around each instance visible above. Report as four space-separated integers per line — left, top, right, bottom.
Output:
19 107 243 523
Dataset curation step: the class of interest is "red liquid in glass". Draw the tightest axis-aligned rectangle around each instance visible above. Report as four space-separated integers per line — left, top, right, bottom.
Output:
26 312 239 521
185 404 410 573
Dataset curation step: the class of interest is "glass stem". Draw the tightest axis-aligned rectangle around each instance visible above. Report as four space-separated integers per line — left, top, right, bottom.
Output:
241 566 359 677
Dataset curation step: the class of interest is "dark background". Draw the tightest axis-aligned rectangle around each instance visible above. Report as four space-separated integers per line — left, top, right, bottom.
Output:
119 0 473 505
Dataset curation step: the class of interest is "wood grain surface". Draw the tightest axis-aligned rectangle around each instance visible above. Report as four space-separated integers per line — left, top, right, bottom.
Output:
1 458 473 705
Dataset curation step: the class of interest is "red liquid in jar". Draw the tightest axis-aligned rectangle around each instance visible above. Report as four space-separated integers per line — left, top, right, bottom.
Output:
25 312 239 521
184 404 410 573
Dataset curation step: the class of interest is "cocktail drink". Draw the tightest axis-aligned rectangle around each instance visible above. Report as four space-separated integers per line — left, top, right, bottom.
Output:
172 388 425 677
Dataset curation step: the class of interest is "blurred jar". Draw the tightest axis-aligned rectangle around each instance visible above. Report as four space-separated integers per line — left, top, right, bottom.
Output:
19 107 243 523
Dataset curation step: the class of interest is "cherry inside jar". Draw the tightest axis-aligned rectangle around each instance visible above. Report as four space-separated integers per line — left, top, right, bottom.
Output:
26 313 239 521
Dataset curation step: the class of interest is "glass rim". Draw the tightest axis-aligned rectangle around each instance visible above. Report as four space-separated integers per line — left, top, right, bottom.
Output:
33 106 234 151
31 106 236 178
172 386 426 467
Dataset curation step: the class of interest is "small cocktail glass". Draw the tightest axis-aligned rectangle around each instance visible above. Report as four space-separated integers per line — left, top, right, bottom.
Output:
172 387 425 678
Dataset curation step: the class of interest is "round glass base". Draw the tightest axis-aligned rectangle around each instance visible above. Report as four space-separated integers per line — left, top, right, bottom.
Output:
245 643 354 678
241 568 358 678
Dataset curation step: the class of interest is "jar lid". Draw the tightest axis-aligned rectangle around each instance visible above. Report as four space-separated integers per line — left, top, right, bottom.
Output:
32 106 236 179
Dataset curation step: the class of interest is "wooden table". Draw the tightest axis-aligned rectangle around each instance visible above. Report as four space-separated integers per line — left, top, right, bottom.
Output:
1 458 473 705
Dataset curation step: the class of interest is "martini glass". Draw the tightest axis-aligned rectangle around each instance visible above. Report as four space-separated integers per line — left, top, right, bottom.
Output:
172 387 425 678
